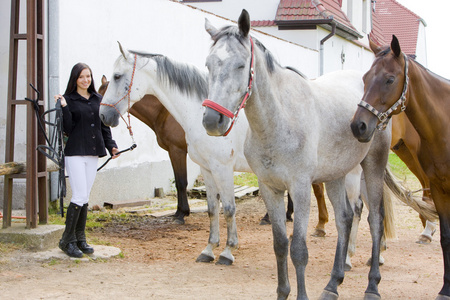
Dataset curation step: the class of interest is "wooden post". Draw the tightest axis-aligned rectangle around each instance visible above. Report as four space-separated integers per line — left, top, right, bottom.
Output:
3 0 47 229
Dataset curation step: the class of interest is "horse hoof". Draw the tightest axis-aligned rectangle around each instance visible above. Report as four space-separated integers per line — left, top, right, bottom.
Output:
435 294 450 300
364 292 381 300
416 234 432 244
366 257 384 266
319 290 339 300
259 218 271 225
311 228 326 237
344 263 352 271
172 217 185 225
216 255 233 266
196 253 214 263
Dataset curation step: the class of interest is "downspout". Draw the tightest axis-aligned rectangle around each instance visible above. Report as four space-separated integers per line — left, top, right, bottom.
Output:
319 22 336 76
48 0 60 202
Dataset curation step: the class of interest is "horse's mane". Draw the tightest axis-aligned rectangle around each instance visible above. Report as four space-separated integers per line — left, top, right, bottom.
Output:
211 25 280 74
375 46 449 83
129 50 208 100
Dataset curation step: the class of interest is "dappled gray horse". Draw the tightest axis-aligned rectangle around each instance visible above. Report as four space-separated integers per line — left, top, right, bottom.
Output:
202 10 392 300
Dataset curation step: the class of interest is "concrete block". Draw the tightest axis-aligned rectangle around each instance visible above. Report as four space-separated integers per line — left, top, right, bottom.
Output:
0 223 64 251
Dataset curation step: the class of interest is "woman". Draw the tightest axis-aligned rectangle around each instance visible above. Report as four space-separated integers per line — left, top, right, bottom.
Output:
55 63 120 258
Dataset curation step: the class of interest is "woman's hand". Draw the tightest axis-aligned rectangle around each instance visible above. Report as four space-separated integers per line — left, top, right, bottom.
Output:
111 147 121 159
54 94 67 107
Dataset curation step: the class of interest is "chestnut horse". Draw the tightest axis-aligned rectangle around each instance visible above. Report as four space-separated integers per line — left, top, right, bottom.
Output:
98 76 190 224
351 35 450 299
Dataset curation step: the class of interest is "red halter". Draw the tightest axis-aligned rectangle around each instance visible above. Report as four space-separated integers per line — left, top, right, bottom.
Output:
202 37 255 136
100 54 137 141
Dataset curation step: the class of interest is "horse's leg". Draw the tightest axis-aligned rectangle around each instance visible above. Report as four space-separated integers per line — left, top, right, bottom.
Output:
260 183 291 300
312 183 328 237
319 177 353 299
340 167 364 271
168 147 189 225
289 181 314 300
346 196 363 271
196 167 221 263
431 187 450 299
360 150 389 299
286 193 294 222
260 193 294 225
418 220 437 244
210 165 238 265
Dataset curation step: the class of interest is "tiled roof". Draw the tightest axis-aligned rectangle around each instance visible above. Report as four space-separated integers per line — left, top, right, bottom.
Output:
270 0 361 39
275 0 330 21
370 0 423 56
251 20 276 27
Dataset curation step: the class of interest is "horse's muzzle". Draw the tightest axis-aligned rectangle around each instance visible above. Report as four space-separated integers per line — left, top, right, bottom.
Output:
202 106 230 136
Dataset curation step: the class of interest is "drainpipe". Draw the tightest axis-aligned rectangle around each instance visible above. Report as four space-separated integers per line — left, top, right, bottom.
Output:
48 0 60 202
319 22 336 76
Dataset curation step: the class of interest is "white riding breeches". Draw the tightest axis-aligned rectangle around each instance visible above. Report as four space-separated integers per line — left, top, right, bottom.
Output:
65 156 98 206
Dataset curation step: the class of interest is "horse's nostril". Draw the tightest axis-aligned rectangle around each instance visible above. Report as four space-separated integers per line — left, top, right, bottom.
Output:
359 122 367 134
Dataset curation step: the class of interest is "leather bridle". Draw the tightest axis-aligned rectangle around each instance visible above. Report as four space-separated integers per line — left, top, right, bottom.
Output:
202 37 255 136
358 53 409 130
100 54 138 141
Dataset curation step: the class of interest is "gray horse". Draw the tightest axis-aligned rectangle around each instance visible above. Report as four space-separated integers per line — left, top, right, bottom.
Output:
202 10 392 300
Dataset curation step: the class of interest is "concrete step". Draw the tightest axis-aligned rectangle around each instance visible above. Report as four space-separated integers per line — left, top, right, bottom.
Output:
0 223 64 251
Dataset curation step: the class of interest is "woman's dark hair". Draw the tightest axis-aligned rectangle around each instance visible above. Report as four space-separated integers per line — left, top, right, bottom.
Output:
64 62 97 95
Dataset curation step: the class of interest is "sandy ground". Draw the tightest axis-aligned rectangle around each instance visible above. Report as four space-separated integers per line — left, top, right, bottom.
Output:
0 191 444 300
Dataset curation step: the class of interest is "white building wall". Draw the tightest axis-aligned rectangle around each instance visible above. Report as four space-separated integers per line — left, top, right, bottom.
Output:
415 22 428 67
319 27 374 74
1 0 318 208
186 0 280 21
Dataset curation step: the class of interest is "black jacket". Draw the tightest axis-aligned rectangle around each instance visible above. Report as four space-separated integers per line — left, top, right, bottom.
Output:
62 91 117 157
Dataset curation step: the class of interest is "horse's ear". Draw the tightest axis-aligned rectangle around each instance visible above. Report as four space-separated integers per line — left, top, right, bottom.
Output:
101 75 107 85
238 9 250 37
369 36 381 55
205 18 219 38
117 41 128 60
391 35 401 57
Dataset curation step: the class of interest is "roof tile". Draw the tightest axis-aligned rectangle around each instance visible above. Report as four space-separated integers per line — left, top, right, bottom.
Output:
371 0 422 55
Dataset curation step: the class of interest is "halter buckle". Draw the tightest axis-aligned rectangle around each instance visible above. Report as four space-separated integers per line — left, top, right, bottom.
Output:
378 112 388 123
400 99 406 111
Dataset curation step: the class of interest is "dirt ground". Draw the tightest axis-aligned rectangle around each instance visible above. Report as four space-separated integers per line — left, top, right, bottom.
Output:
0 191 444 300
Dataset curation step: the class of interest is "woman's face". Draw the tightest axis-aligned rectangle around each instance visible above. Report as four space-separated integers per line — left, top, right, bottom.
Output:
77 68 92 91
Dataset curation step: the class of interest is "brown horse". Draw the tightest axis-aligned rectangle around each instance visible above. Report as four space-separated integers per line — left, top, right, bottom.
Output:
99 76 189 224
350 35 450 299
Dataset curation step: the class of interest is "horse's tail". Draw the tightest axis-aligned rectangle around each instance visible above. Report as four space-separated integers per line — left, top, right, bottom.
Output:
382 177 396 239
384 166 438 223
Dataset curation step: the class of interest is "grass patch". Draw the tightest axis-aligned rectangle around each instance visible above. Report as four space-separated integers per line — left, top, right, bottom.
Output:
234 172 258 187
388 151 412 180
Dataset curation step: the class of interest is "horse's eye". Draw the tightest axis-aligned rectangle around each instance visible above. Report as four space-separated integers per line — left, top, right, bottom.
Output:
238 65 245 70
386 77 394 85
114 74 122 81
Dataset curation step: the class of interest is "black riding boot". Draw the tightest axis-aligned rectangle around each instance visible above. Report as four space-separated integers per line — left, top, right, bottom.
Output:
76 203 94 254
59 203 83 258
